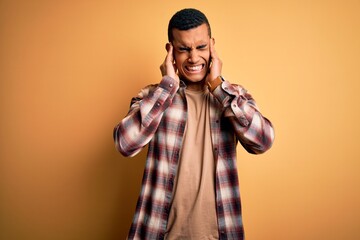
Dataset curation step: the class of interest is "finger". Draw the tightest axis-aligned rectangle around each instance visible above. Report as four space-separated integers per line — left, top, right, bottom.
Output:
209 38 218 59
207 38 222 81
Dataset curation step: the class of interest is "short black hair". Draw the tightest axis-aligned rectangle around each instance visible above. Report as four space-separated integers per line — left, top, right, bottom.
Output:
168 8 211 42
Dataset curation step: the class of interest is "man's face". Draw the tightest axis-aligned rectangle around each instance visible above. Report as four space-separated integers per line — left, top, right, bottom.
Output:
171 23 211 83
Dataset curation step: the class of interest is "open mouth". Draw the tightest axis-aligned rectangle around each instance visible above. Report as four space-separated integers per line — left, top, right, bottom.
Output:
185 64 205 73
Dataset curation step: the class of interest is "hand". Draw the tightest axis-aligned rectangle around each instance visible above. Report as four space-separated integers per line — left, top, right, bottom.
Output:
206 38 222 84
160 43 180 83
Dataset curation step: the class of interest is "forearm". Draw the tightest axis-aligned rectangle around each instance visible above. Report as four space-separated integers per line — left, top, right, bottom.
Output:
114 76 179 157
212 80 275 154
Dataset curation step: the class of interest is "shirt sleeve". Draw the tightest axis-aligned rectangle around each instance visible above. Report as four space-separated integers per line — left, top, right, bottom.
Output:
212 80 275 154
113 76 179 157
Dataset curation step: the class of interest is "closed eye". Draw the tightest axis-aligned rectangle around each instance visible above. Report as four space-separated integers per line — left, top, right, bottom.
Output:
179 47 191 52
196 44 207 50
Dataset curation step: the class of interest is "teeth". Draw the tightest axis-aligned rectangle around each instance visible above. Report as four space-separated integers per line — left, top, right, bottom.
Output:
187 65 202 71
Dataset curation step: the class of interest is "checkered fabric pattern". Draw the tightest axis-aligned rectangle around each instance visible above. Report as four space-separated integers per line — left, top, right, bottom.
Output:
114 76 274 239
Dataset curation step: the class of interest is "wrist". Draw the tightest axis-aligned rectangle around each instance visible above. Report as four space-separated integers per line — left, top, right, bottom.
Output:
207 75 224 92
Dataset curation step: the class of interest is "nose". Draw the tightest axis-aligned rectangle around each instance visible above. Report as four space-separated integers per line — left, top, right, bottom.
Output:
188 50 200 63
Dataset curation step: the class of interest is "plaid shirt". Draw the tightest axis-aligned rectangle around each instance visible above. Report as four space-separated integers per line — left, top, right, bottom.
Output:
114 76 274 240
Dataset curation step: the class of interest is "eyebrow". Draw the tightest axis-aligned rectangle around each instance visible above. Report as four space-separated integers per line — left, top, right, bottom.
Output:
196 44 207 49
179 46 192 51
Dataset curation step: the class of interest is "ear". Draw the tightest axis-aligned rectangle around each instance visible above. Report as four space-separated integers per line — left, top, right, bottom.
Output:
211 37 215 46
165 43 171 52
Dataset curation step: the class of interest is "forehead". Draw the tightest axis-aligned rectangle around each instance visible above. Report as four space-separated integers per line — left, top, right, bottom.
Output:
172 23 210 46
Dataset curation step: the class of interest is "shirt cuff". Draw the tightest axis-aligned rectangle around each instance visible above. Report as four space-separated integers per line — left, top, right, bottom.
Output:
159 76 179 92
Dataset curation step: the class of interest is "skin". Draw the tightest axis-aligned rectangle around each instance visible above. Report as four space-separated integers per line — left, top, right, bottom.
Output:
160 23 222 91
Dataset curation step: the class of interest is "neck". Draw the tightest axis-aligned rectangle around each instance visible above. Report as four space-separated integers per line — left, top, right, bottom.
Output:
182 79 206 92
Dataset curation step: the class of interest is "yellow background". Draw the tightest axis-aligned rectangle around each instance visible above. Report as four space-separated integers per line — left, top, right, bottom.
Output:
1 0 359 239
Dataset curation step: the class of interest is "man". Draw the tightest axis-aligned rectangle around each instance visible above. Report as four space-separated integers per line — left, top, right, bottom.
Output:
114 8 274 240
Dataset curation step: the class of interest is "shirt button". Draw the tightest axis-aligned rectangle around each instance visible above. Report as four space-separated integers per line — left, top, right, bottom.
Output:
233 104 237 108
169 83 173 88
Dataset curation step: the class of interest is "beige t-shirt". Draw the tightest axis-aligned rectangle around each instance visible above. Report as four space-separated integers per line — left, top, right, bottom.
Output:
165 88 219 240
